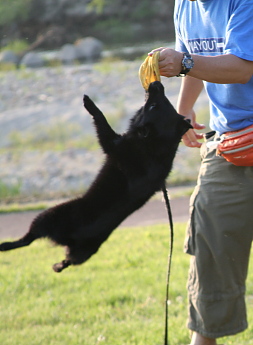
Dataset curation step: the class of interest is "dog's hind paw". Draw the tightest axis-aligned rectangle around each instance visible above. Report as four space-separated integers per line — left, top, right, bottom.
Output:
52 260 71 273
52 263 63 273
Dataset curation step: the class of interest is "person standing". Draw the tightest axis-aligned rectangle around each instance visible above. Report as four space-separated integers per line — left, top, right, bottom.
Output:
149 1 253 344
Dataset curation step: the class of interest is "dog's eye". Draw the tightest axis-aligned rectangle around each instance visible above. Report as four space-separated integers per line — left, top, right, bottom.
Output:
149 103 157 110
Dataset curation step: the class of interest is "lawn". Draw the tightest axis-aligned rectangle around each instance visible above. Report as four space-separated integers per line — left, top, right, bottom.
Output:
0 223 253 345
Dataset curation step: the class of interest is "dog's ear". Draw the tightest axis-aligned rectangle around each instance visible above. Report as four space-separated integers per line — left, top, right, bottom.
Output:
177 115 193 136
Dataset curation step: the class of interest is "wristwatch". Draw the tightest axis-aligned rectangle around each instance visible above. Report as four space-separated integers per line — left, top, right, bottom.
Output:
177 53 194 77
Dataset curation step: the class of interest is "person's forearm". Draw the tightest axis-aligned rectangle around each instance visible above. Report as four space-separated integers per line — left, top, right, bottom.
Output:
176 76 205 147
155 48 253 84
189 54 253 84
177 76 204 115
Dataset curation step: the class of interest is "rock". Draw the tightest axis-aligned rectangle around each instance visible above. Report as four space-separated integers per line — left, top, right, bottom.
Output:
0 50 19 65
58 44 78 64
75 37 103 62
20 52 44 68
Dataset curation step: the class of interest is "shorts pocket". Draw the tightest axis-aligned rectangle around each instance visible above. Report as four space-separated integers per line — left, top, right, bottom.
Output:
184 186 199 255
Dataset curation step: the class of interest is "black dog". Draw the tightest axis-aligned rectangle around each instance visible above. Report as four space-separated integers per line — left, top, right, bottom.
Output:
0 81 192 272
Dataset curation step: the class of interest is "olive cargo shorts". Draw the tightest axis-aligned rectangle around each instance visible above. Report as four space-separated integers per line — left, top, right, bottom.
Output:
185 133 253 338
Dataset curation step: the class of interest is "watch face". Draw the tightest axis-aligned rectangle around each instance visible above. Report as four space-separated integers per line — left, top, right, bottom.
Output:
183 55 194 69
184 58 193 68
178 53 194 76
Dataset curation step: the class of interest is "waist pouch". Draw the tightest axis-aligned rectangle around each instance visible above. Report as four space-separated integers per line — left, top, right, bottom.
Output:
216 124 253 166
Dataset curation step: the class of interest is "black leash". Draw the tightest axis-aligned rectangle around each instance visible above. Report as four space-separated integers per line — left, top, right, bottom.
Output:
161 181 174 345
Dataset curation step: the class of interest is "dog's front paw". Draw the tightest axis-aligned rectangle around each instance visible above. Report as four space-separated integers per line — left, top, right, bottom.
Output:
83 95 101 117
83 94 90 104
83 95 94 114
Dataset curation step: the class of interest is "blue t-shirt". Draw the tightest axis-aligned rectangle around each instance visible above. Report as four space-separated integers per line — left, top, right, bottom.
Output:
174 0 253 134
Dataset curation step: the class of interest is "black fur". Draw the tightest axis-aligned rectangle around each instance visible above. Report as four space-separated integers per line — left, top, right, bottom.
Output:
0 81 192 272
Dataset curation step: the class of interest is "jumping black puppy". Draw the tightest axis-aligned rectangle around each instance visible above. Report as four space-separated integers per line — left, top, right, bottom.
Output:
0 81 192 272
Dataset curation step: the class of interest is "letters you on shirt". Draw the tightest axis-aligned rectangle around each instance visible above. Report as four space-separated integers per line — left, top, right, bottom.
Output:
188 38 225 54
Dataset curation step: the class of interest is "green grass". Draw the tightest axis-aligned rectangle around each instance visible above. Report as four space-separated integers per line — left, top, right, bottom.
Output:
0 223 253 345
0 179 21 201
0 202 48 214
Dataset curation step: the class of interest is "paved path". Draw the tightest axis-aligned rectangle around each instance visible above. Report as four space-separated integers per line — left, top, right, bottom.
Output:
0 196 190 240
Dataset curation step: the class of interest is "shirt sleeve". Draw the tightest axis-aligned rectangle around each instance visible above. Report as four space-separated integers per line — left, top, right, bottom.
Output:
174 0 188 53
225 1 253 61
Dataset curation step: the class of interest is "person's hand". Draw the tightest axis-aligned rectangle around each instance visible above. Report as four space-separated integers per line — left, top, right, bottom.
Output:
148 47 183 77
148 48 205 147
182 110 205 148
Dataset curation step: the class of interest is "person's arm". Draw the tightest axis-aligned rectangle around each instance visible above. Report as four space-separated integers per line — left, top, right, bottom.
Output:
177 76 205 148
177 75 204 115
149 48 253 84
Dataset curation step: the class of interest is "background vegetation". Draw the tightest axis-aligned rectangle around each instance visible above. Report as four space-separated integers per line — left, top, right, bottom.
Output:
0 0 33 26
0 0 175 48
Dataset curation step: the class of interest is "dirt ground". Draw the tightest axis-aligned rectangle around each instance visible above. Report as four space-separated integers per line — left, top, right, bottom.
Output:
0 196 190 240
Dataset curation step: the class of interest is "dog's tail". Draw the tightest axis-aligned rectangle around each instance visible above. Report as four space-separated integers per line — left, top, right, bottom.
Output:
0 232 36 252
